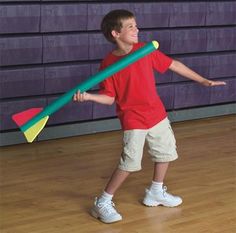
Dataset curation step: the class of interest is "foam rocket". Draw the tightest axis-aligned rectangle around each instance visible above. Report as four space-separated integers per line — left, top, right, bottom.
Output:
12 41 159 143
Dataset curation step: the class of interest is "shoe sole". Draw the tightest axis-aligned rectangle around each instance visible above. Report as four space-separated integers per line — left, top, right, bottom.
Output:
143 198 182 207
91 209 122 224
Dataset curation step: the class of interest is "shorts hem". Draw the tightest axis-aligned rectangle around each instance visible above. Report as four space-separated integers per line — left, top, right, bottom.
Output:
118 165 142 172
151 155 178 163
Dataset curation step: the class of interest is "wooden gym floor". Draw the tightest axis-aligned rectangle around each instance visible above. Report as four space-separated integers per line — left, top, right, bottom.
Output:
0 115 235 233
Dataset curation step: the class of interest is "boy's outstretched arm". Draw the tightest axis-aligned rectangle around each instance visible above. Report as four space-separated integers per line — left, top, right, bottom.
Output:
73 91 115 105
169 60 226 86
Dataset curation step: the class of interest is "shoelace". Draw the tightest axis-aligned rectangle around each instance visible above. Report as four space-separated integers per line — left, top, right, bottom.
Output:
162 186 168 197
162 186 176 199
97 200 117 215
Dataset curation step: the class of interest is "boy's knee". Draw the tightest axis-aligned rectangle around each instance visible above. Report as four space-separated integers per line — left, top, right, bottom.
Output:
118 153 142 172
118 164 142 172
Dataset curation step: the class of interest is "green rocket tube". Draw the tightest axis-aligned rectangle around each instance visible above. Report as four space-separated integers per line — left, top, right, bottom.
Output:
21 41 159 132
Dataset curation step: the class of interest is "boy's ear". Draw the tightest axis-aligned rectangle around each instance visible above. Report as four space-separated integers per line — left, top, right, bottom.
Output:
111 30 120 39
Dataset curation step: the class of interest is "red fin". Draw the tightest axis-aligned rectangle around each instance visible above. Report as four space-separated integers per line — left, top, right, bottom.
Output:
12 108 43 127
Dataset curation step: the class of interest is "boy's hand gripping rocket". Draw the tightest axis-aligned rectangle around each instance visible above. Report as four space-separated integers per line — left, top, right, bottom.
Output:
12 41 159 143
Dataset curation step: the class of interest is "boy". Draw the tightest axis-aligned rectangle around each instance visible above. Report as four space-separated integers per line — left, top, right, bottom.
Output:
73 9 226 223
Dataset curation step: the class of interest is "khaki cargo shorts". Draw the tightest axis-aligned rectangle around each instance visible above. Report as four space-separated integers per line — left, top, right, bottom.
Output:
119 117 178 172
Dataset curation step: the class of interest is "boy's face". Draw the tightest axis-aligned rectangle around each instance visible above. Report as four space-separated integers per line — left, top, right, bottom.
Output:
112 17 139 45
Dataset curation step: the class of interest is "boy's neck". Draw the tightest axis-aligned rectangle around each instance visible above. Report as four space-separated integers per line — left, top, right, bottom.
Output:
113 43 134 56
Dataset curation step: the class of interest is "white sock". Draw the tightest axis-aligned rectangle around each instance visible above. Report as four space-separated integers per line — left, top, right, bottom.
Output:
98 191 113 203
150 181 163 193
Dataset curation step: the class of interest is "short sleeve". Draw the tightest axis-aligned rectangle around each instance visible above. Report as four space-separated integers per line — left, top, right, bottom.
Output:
99 78 116 97
98 61 116 97
152 50 173 73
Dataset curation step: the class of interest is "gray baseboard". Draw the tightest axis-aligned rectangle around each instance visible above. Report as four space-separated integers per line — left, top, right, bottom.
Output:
167 103 236 122
1 103 235 147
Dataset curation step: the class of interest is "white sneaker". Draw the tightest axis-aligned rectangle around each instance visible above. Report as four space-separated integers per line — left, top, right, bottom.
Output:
91 197 122 223
143 186 182 207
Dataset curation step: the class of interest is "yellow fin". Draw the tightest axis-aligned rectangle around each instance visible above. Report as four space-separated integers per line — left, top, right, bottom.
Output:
23 116 49 143
152 41 159 49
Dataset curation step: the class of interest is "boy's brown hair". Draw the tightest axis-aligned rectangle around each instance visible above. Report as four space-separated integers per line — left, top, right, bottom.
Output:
101 9 135 43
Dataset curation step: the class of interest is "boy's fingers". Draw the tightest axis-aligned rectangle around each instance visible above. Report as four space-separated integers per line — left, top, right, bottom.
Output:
208 80 226 86
79 93 83 101
219 81 226 85
73 91 80 101
212 81 226 86
73 90 87 102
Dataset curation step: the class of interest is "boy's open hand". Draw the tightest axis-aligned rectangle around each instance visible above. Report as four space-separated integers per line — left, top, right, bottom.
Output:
73 90 90 102
201 80 227 87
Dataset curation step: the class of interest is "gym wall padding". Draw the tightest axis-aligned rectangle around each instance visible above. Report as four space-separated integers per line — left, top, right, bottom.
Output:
0 1 235 145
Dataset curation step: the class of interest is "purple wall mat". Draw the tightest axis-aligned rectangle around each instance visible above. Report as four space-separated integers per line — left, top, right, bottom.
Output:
209 53 236 79
88 33 114 60
174 83 211 109
45 64 91 94
206 2 236 26
139 30 171 54
87 3 131 30
93 102 116 119
207 28 236 52
0 98 46 131
90 62 101 91
171 29 207 54
41 4 87 32
169 2 206 27
88 2 169 30
43 34 89 63
40 0 70 1
157 85 174 110
47 97 93 125
155 69 172 84
0 36 42 66
172 55 209 82
210 78 236 104
0 0 40 2
129 3 170 28
1 0 235 137
0 68 44 98
0 5 40 34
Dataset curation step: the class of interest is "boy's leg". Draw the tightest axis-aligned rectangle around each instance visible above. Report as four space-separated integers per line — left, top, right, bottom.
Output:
105 168 130 194
153 162 169 182
143 162 182 207
103 128 146 196
91 168 129 224
143 118 182 207
91 129 146 223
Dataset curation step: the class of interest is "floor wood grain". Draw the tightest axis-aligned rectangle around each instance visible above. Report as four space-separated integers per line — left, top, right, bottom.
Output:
0 115 235 233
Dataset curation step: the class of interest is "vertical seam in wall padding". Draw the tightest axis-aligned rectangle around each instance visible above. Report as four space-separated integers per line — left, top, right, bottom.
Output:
168 2 172 55
205 1 208 54
204 1 207 29
87 2 90 69
39 1 43 143
86 3 88 32
39 2 43 64
39 2 46 103
207 55 210 79
86 3 94 119
168 2 170 28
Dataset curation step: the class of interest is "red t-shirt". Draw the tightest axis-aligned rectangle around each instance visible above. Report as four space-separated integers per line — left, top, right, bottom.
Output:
99 42 173 130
